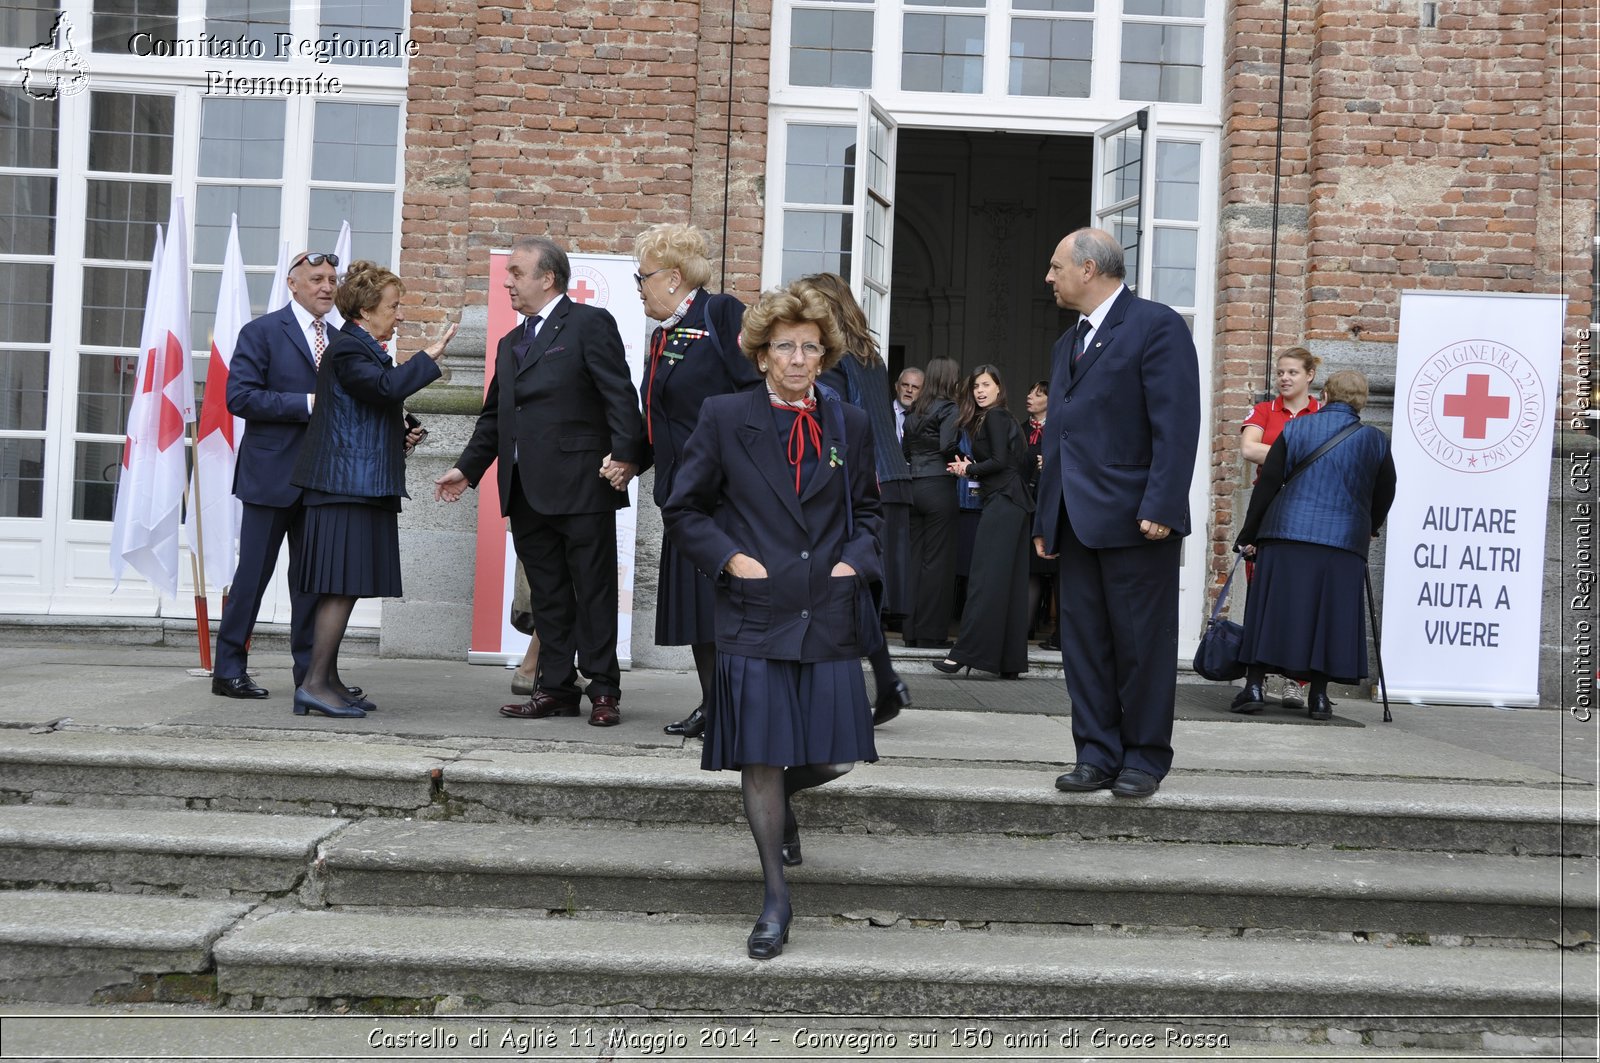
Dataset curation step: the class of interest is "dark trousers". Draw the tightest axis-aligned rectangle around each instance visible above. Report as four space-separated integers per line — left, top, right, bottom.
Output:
952 495 1031 675
214 499 317 683
906 475 958 642
1054 502 1181 779
509 473 620 700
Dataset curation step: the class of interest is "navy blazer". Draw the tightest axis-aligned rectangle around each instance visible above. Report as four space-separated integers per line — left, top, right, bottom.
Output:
638 291 760 507
227 303 320 508
662 387 883 662
1033 288 1201 550
291 324 442 499
455 295 646 517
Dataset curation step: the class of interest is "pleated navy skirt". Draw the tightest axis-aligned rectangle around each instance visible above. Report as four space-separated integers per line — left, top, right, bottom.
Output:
701 654 878 771
654 533 716 646
1238 539 1369 684
298 498 402 598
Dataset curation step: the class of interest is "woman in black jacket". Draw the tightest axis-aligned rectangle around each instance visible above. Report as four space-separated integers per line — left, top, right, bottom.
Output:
900 356 962 648
290 261 454 718
934 364 1034 678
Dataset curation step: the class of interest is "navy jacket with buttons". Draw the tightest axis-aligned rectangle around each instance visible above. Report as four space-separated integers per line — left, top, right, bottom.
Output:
662 387 883 662
291 324 442 499
1236 401 1398 557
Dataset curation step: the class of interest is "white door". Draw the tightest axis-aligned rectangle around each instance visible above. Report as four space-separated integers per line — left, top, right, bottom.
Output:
850 94 897 344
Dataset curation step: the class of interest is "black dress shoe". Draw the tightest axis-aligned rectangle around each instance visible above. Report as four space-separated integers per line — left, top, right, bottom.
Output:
342 685 364 700
931 658 968 675
1111 767 1160 798
873 678 911 726
663 706 706 737
1307 690 1334 721
1229 681 1267 714
746 916 792 960
1040 636 1061 651
1054 763 1116 791
293 688 367 718
213 675 269 699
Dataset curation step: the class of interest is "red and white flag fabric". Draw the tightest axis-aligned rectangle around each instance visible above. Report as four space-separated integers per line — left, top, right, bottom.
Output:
184 213 248 590
266 239 291 313
324 219 352 330
109 196 196 598
109 224 163 589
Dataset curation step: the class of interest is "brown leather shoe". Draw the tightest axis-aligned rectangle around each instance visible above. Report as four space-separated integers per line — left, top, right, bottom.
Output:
588 693 621 727
499 688 581 719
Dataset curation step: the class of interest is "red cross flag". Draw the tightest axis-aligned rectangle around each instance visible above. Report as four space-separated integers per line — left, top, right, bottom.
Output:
184 213 248 590
109 196 196 598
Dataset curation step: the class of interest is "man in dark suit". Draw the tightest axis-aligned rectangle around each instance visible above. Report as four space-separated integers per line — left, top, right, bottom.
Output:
435 236 645 727
212 252 338 699
1032 228 1200 798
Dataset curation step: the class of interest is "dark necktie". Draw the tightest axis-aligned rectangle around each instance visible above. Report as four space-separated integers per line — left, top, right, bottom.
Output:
516 315 542 364
1072 318 1092 362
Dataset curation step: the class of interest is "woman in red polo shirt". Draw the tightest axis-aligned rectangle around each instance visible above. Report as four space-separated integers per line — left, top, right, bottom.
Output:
1236 346 1321 711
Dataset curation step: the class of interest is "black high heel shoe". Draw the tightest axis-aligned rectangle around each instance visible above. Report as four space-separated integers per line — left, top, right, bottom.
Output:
663 705 706 738
931 658 968 675
873 678 911 726
293 688 367 718
746 915 792 960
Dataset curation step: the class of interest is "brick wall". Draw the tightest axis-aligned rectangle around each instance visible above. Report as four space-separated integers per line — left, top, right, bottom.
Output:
398 0 773 327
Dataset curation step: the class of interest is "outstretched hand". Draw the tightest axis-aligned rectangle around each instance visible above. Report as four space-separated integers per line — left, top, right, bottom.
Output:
422 321 459 361
434 467 468 502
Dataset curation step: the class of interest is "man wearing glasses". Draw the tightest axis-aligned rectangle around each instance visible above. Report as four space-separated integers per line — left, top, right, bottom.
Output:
212 252 341 700
436 236 645 727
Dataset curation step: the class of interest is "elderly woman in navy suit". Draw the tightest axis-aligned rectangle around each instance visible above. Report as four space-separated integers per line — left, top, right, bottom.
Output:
633 222 761 738
289 261 455 719
663 283 882 960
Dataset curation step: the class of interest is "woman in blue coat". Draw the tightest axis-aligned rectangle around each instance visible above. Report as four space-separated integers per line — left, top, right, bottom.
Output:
290 261 454 718
633 223 762 738
663 283 882 960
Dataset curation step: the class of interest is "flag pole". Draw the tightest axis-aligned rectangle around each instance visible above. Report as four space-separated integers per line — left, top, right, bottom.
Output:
186 420 213 674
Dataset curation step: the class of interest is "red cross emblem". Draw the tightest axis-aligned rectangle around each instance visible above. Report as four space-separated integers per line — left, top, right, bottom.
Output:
1441 373 1511 439
570 279 598 304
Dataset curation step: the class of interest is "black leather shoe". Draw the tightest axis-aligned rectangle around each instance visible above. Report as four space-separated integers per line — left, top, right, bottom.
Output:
213 675 268 699
663 706 706 737
932 658 968 675
1307 690 1334 721
342 685 364 700
746 916 791 960
873 678 910 726
1230 681 1267 714
293 688 367 718
1054 764 1116 792
1111 767 1160 798
1040 636 1060 651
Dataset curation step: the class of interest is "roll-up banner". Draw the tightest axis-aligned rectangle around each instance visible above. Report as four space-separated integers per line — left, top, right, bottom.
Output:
467 250 647 666
1382 290 1565 706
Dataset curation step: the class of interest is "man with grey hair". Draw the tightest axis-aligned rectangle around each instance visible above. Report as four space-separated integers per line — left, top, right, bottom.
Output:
436 236 645 727
1033 227 1200 798
894 365 923 442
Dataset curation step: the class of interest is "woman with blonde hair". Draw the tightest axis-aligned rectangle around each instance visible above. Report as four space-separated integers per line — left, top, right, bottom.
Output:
632 222 761 738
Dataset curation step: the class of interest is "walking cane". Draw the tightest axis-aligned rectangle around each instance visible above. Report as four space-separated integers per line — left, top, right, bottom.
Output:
1365 566 1392 723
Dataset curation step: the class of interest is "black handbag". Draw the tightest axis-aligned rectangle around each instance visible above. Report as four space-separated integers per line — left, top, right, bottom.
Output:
1193 555 1247 682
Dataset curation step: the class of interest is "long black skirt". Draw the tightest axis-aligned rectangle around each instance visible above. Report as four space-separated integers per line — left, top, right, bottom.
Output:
298 500 402 598
1238 539 1368 684
654 534 715 646
701 654 878 771
951 494 1032 675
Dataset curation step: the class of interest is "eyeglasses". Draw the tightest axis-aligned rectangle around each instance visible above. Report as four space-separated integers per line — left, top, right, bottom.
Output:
769 341 823 358
633 267 668 288
291 252 340 270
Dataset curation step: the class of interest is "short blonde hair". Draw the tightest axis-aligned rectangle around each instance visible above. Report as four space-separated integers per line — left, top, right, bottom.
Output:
738 283 847 373
632 223 713 290
1322 369 1369 411
335 260 402 321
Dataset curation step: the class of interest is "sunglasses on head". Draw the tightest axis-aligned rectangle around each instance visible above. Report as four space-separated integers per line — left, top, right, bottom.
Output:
291 252 340 270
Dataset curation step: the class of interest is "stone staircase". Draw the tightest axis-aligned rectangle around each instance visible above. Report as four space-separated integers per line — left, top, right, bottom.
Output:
0 725 1595 1056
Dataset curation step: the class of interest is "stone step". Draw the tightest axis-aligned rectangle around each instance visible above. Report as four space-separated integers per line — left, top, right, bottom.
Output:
211 907 1598 1039
0 890 252 1005
0 730 448 815
317 820 1596 944
0 806 346 896
4 731 1588 857
442 750 1593 857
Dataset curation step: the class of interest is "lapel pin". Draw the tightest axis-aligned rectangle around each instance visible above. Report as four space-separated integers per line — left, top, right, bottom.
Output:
828 446 842 468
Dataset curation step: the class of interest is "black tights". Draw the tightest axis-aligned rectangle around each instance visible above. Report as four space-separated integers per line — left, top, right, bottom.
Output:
691 641 715 710
302 594 356 702
740 761 854 923
865 645 897 698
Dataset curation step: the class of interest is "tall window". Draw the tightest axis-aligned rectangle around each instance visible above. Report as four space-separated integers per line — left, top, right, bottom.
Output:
191 98 285 344
1009 0 1094 99
1121 0 1204 104
0 88 55 518
789 0 874 88
781 124 857 281
308 101 399 259
902 0 984 94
